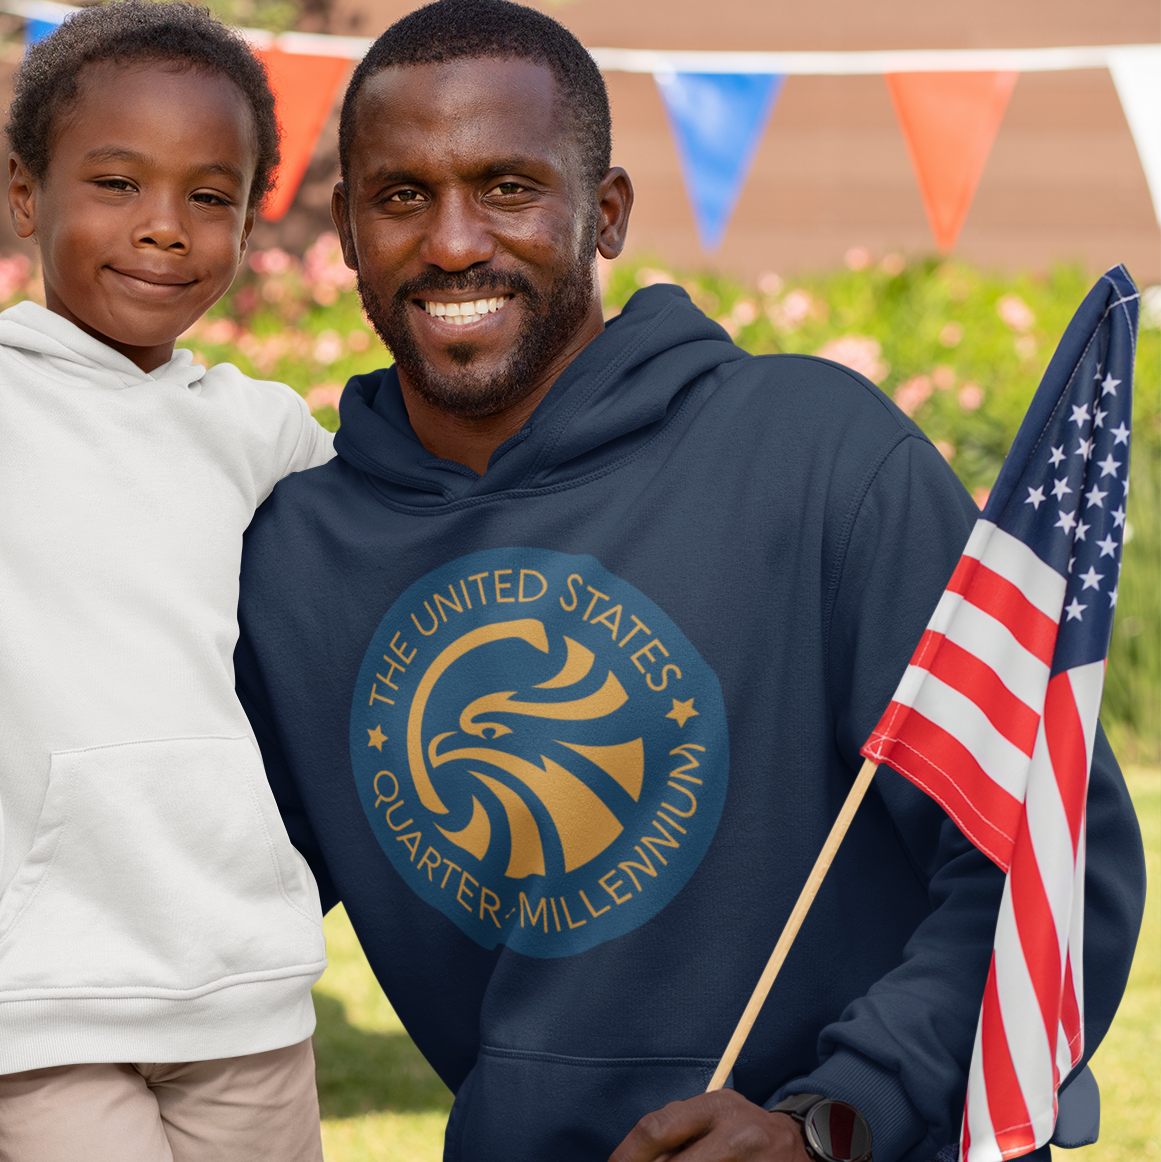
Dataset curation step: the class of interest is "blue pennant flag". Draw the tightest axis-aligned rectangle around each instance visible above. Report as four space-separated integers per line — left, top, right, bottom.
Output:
654 72 784 252
25 15 62 48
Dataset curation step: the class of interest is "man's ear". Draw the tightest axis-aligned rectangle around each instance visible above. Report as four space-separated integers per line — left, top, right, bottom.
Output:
331 182 358 271
595 167 633 261
8 153 38 241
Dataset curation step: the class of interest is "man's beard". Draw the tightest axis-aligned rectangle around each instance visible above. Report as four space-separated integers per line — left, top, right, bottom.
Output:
357 236 598 421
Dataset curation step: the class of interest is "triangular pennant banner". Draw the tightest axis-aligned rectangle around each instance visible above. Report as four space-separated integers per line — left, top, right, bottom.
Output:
25 15 62 47
885 71 1017 253
654 72 784 252
1108 46 1161 227
257 48 350 222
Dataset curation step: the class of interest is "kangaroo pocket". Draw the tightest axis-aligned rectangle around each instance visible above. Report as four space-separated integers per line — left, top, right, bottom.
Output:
446 1045 718 1162
0 735 324 996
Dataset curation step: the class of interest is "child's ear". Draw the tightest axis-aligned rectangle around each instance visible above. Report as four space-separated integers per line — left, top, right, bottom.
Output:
237 203 256 261
8 153 37 241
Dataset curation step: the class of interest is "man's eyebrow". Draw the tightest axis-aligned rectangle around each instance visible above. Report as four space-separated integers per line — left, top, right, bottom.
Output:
81 147 245 185
365 159 549 187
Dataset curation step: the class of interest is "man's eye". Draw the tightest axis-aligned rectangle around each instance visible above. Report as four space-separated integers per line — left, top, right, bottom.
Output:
388 189 425 204
492 182 526 196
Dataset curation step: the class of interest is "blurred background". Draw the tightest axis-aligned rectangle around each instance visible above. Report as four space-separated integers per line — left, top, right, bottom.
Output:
0 1 1155 1159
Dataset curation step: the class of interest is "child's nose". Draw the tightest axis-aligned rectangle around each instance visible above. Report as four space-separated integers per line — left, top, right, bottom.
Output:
133 201 190 252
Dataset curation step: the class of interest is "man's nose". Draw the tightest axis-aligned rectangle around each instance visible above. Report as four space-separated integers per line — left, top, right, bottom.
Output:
418 191 496 271
132 192 190 253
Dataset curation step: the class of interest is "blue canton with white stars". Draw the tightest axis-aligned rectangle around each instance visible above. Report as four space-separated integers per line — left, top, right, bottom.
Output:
981 268 1138 676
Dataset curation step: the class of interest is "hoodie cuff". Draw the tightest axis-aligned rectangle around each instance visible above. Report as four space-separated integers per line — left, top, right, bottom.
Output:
764 1048 926 1162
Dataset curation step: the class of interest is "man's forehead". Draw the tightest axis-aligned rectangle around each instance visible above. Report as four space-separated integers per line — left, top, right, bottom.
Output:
346 57 580 186
353 56 561 139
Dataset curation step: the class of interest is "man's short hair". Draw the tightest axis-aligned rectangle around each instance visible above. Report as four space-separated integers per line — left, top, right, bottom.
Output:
339 0 612 190
6 0 281 210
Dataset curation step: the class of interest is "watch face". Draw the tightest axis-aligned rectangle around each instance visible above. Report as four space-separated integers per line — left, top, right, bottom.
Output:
803 1099 873 1162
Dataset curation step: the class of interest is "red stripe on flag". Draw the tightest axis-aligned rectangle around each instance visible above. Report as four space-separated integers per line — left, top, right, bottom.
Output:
1044 673 1089 856
947 560 1058 666
980 957 1039 1158
863 708 1021 870
916 630 1041 756
1061 955 1082 1066
1008 824 1064 1052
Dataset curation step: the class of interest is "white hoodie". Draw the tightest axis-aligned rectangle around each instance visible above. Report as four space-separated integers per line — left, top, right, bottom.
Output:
0 302 334 1073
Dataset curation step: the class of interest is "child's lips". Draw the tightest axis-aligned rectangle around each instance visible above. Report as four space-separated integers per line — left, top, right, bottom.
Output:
107 266 196 296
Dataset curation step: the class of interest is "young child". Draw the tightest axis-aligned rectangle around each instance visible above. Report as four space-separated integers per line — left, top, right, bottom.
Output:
0 5 334 1159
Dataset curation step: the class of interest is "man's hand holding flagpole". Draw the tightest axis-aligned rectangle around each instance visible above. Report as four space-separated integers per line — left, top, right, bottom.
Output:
704 266 1139 1162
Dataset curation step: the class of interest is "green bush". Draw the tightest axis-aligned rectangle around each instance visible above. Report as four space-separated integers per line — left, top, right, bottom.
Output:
3 243 1155 757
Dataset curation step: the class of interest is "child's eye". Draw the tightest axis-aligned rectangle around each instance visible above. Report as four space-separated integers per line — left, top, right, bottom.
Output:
96 178 136 192
191 192 230 207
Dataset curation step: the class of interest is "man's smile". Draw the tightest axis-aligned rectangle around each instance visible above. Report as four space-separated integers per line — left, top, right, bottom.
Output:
420 295 512 327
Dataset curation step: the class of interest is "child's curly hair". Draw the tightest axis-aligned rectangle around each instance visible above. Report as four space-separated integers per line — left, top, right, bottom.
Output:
7 1 281 209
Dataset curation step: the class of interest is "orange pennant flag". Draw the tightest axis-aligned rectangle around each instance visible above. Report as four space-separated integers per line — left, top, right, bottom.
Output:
885 71 1017 253
257 48 350 222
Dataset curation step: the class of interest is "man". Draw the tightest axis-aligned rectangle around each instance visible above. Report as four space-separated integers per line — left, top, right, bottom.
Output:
234 2 1145 1159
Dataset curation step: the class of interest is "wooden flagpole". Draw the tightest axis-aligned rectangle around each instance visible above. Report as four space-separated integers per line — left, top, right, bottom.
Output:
706 756 881 1092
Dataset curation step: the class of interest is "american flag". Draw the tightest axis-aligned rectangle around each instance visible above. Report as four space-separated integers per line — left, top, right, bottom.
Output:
861 266 1139 1161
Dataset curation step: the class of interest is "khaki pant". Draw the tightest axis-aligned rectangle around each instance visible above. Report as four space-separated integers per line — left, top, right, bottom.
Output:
0 1039 324 1162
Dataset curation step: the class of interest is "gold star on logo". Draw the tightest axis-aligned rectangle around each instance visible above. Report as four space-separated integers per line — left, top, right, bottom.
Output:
666 698 698 728
367 725 387 750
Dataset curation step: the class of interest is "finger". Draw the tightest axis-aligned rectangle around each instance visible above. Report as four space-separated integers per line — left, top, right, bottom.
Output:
608 1097 715 1162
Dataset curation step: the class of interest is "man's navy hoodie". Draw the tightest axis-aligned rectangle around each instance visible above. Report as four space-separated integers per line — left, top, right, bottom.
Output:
235 285 1144 1162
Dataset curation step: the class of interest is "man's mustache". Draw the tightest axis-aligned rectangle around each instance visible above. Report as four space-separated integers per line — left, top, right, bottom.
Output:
393 269 538 306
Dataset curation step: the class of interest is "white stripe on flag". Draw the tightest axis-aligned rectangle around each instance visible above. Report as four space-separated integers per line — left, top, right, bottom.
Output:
894 669 1032 798
1066 830 1087 1064
963 1013 997 1161
1023 727 1081 963
941 599 1051 710
975 524 1069 620
961 519 997 563
1067 662 1106 770
992 884 1058 1145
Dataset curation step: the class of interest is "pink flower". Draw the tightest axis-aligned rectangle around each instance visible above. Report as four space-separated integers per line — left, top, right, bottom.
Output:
304 232 357 301
203 318 238 345
250 248 295 276
996 293 1034 332
757 271 783 296
934 440 956 462
814 334 889 383
0 255 31 303
312 330 344 365
894 375 933 416
958 382 985 411
932 365 956 390
845 246 871 271
731 298 758 326
767 288 813 331
938 322 963 348
305 383 343 412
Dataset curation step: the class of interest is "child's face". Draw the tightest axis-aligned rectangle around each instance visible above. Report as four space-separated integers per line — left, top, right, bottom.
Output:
8 62 258 372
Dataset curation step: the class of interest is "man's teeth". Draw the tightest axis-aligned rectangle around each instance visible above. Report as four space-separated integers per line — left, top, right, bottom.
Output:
422 296 511 325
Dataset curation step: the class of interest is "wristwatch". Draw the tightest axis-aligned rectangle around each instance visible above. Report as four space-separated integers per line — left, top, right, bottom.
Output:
769 1093 873 1162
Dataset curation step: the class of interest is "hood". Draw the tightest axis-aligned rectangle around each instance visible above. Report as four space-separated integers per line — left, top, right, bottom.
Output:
0 300 207 392
333 284 748 506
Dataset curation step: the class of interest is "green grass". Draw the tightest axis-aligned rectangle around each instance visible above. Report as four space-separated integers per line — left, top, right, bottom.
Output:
311 772 1158 1161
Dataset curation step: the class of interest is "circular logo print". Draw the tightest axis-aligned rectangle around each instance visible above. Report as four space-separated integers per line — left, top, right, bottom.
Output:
350 549 728 957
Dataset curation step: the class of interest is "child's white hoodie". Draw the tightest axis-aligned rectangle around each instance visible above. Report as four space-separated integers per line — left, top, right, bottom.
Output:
0 301 334 1073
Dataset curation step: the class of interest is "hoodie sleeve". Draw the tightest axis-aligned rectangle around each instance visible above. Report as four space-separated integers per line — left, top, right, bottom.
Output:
281 387 337 476
235 611 341 915
769 434 1146 1162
